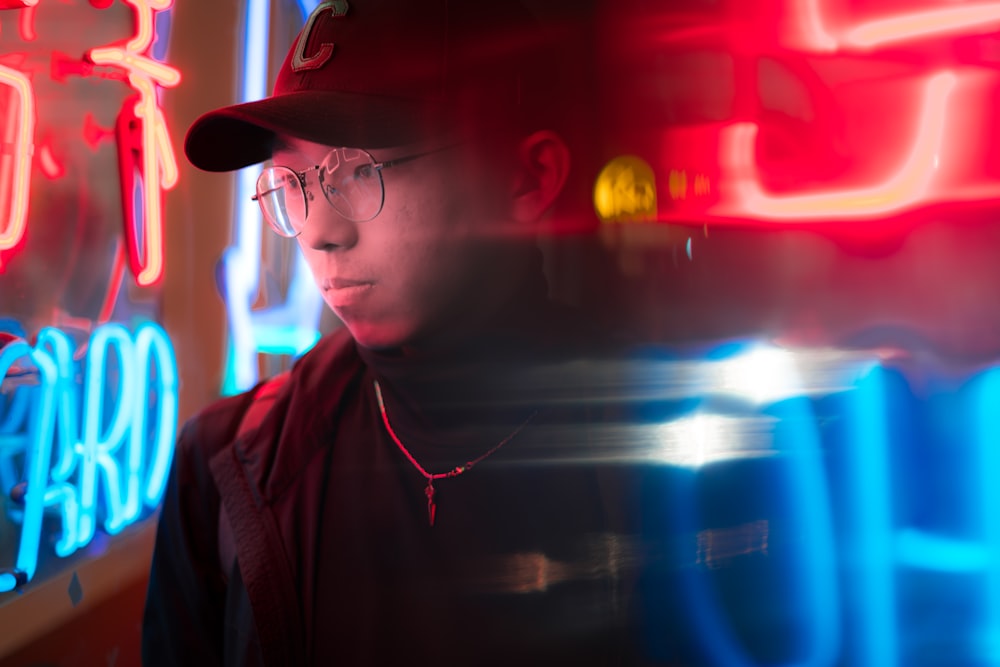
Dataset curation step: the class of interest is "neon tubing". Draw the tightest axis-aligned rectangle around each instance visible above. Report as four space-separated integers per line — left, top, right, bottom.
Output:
85 0 180 287
716 71 954 221
0 66 33 266
845 4 1000 50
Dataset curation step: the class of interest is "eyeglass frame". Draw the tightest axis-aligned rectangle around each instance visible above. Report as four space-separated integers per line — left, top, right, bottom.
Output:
251 144 454 238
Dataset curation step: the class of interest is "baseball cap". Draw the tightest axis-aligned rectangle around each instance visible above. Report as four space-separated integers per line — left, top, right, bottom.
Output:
184 0 549 172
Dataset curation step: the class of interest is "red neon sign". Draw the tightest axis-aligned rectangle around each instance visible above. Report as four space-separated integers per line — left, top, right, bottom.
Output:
792 0 1000 52
86 0 180 288
0 64 33 268
0 0 179 290
632 0 1000 228
715 72 954 221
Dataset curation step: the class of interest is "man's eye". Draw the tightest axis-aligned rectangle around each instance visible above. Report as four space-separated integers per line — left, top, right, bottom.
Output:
355 164 374 179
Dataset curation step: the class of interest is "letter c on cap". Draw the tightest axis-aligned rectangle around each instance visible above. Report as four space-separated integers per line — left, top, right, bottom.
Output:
292 0 349 72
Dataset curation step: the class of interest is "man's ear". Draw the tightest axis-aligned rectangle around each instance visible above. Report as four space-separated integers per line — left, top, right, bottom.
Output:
510 130 571 224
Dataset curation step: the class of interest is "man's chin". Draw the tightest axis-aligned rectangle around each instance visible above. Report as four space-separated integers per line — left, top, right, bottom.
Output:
342 320 412 351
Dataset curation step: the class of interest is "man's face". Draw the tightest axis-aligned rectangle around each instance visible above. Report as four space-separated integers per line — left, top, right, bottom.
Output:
272 135 515 349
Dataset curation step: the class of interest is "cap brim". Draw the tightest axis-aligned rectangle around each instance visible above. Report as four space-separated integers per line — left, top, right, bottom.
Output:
184 91 448 172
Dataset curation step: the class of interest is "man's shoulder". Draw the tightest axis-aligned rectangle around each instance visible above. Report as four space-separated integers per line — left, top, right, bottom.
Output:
233 327 367 500
180 389 258 456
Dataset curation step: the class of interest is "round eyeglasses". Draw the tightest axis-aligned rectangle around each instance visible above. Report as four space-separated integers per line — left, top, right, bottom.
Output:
253 146 443 238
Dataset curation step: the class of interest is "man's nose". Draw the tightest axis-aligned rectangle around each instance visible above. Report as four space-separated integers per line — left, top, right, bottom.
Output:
298 183 360 251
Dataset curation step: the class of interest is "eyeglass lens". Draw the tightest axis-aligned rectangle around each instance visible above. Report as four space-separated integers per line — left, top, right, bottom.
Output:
255 147 386 237
256 168 306 237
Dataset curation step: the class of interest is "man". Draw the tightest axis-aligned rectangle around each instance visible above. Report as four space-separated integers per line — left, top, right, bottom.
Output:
143 1 657 665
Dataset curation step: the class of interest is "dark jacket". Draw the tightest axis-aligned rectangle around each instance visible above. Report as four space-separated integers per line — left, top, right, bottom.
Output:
143 328 361 666
143 323 670 666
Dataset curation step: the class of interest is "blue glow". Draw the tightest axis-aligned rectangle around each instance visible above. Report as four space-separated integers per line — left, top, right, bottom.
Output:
659 343 840 666
0 322 178 593
844 366 897 667
675 403 839 666
220 0 324 396
713 343 805 405
4 340 57 590
152 6 174 63
896 530 989 572
79 325 137 541
36 328 80 482
296 0 322 18
974 368 1000 661
35 328 82 557
134 323 178 509
254 323 321 356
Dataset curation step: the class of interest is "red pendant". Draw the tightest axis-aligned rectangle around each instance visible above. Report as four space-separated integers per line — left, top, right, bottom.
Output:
425 479 437 527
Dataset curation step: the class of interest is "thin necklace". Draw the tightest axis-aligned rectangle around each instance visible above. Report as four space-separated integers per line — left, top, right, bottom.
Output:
373 379 537 527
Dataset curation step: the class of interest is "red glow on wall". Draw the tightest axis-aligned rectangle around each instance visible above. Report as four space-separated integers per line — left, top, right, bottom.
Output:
82 113 115 150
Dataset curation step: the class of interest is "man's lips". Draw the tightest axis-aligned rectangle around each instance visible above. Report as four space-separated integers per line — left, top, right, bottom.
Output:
322 278 375 308
323 277 373 291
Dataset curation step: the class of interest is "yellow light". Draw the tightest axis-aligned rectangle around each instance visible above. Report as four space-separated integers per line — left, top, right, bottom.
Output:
694 173 711 197
593 155 657 224
668 169 687 200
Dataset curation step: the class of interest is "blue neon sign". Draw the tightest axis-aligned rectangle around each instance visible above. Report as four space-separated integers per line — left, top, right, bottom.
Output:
0 322 178 593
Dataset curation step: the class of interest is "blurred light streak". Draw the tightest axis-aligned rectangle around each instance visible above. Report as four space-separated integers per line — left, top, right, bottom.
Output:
791 0 837 52
222 0 271 394
845 367 897 667
220 0 324 394
516 347 876 410
974 367 1000 661
669 394 840 666
696 520 769 569
713 344 802 405
654 413 774 468
715 72 954 221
